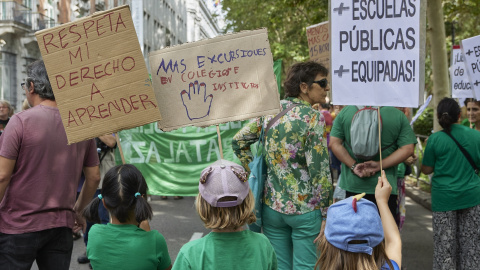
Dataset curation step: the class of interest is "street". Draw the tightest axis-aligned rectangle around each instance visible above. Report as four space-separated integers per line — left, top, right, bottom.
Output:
32 195 433 270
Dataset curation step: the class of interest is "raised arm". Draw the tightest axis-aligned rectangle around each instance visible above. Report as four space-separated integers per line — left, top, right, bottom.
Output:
232 118 262 171
375 170 402 268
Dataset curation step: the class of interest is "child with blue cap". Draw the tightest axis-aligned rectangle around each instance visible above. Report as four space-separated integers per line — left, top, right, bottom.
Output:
315 170 401 270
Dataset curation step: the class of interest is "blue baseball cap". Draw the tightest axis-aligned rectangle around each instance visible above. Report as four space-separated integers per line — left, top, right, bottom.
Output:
324 196 384 255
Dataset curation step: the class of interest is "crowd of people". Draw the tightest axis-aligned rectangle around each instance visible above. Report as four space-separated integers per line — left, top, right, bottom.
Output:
0 59 479 270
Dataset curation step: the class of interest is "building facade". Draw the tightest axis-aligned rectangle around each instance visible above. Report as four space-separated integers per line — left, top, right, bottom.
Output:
0 0 222 112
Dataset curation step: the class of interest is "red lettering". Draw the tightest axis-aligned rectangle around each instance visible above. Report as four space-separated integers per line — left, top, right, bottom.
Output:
234 67 239 74
98 103 109 118
181 72 186 82
112 59 120 72
58 28 69 48
115 13 126 32
69 71 79 86
81 67 94 82
96 15 106 36
121 56 135 71
160 75 172 84
56 75 66 89
42 33 58 54
120 98 133 114
94 64 105 79
69 24 82 43
107 100 121 116
86 105 101 121
103 12 114 31
75 108 87 124
104 62 112 76
83 20 95 38
90 83 104 101
129 95 140 110
69 46 83 65
139 94 157 109
67 111 79 127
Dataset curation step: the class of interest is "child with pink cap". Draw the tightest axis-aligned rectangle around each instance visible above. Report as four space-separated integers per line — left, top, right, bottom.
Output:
172 159 277 270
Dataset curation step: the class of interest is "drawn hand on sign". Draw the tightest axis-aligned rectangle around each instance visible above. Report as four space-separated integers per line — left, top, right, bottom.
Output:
180 81 214 120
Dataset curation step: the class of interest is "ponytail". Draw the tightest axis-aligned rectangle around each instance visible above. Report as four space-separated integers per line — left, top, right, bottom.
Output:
437 98 460 133
83 196 102 224
134 194 153 223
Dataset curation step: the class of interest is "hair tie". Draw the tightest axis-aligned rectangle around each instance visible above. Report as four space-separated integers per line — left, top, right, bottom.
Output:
135 192 141 198
98 194 103 200
442 112 449 116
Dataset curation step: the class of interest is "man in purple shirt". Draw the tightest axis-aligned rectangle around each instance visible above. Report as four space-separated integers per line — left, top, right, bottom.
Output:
0 60 100 270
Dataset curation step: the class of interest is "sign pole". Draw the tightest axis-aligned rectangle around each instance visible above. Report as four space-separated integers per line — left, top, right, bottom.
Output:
216 124 224 159
115 132 126 164
378 108 383 172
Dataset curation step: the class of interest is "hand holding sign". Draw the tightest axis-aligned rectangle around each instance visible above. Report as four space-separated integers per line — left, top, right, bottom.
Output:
181 81 214 120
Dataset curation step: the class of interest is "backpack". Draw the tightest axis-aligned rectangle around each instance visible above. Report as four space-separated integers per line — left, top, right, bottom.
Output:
348 106 382 160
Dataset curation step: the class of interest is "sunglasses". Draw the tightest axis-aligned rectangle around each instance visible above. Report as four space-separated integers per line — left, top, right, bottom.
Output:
313 78 328 88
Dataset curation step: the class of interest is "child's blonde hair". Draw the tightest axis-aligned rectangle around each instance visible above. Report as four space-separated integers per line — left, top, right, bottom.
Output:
195 190 256 230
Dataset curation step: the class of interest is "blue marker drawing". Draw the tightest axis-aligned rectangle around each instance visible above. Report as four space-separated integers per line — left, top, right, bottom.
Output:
180 81 214 120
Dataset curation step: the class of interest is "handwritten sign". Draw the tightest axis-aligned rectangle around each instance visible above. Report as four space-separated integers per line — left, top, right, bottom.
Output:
450 45 474 98
306 21 330 69
35 5 161 144
149 29 281 131
461 35 480 100
330 0 426 107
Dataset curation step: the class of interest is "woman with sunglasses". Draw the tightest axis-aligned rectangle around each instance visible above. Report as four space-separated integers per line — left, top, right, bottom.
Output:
232 61 332 270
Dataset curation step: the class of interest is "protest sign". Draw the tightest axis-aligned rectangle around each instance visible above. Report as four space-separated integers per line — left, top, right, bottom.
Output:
461 35 480 100
410 94 431 126
450 45 474 98
36 5 161 144
149 28 281 131
330 0 426 107
306 21 330 69
116 121 244 196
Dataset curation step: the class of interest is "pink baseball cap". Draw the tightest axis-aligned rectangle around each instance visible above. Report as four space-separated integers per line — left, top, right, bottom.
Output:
198 159 249 207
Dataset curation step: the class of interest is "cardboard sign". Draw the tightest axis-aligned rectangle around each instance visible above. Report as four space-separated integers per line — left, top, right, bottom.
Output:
461 35 480 100
149 29 281 131
35 5 161 144
450 45 474 98
306 21 330 69
330 0 426 107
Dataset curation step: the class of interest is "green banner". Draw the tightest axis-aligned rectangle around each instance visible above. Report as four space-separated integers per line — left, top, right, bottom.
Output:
273 59 282 94
115 122 245 196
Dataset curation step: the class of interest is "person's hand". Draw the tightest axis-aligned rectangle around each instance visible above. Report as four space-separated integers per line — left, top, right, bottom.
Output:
405 154 418 165
375 170 391 204
73 211 86 233
353 162 377 178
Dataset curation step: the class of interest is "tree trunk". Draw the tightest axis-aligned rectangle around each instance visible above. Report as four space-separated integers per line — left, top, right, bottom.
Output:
427 0 450 132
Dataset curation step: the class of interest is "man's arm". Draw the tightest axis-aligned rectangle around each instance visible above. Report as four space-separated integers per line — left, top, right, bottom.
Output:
329 136 356 169
421 165 433 175
73 165 100 232
98 134 116 148
364 144 415 173
0 156 16 203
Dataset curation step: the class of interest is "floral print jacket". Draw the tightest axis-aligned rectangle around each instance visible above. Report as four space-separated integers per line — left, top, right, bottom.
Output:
232 97 332 217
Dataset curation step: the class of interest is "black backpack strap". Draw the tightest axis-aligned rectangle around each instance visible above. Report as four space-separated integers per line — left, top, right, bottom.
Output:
442 131 479 174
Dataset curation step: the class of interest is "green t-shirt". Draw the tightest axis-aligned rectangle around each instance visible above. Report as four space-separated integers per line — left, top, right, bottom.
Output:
422 124 480 212
87 224 171 270
172 230 277 270
331 106 417 194
461 118 476 129
397 162 406 178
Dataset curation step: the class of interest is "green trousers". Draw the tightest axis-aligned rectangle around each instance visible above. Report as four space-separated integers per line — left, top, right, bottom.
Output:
262 205 322 270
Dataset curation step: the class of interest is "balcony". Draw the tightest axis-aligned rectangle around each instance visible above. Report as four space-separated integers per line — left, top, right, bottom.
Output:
0 1 32 29
30 12 56 31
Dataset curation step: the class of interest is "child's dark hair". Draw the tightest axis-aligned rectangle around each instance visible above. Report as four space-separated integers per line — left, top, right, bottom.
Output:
437 97 460 133
83 164 153 224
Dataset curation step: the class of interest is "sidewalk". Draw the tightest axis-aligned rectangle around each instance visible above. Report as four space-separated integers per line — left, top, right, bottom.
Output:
405 182 431 211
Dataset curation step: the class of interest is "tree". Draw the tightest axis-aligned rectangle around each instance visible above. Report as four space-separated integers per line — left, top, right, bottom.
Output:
221 0 329 87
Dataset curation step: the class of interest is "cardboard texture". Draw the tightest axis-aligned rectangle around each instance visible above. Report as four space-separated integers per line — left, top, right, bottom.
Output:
149 28 281 131
306 21 330 69
35 5 161 144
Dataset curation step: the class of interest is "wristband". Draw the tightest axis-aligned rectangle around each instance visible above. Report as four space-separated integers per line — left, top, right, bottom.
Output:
350 162 357 173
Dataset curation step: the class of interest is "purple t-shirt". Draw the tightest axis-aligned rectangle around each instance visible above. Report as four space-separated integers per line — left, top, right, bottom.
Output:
0 105 99 234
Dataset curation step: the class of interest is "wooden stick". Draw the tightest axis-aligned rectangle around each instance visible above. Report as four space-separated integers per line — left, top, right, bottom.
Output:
216 125 224 159
378 108 383 171
115 132 126 164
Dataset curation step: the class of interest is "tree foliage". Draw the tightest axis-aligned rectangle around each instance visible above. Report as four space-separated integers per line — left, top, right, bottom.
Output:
221 0 328 70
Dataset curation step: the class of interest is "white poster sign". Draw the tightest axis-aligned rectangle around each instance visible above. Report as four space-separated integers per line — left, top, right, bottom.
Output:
450 45 474 98
461 35 480 100
331 0 425 107
131 0 143 53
